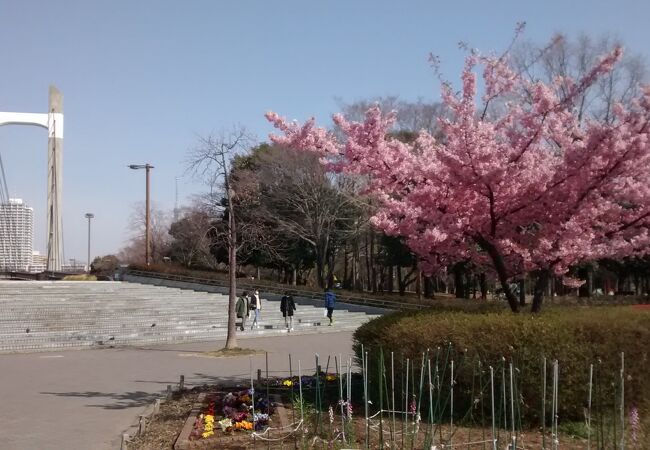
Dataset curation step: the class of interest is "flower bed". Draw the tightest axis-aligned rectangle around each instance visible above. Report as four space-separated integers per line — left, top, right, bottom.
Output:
188 388 275 441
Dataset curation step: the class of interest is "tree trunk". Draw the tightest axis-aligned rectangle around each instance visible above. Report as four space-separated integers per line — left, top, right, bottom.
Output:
579 266 593 297
416 271 423 301
387 266 394 293
353 242 362 291
370 233 377 293
397 267 404 296
364 234 371 291
474 235 519 312
225 198 238 349
453 264 467 299
343 247 348 287
519 279 526 306
531 270 551 313
424 276 433 298
316 255 326 288
480 273 488 300
292 267 297 286
326 251 336 289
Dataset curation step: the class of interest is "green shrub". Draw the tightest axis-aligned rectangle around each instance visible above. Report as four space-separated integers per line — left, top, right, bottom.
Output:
353 306 650 427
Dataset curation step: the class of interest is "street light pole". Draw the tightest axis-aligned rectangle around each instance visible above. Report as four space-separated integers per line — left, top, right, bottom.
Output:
85 213 94 272
129 163 154 266
145 165 151 266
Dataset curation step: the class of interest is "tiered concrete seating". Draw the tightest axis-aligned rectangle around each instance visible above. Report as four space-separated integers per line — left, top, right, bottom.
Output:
0 281 380 353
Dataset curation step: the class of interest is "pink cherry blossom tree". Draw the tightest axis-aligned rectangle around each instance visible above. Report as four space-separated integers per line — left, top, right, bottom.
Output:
266 38 650 313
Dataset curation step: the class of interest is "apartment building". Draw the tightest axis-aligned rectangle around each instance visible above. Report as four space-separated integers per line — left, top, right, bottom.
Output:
0 198 33 271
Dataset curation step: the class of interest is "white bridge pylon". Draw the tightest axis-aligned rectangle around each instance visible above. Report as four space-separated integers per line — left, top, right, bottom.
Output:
0 86 64 271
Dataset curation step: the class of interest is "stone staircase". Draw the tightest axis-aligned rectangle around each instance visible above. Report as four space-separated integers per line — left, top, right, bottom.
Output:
0 280 380 353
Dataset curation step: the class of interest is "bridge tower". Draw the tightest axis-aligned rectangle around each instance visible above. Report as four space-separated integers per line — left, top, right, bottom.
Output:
0 86 64 271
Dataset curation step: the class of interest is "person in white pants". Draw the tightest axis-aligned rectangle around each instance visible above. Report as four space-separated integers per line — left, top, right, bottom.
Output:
250 290 262 329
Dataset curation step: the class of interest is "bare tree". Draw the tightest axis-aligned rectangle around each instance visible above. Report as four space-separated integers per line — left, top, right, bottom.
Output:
248 146 361 288
337 96 445 135
186 126 255 350
121 203 171 264
168 205 218 269
512 33 647 123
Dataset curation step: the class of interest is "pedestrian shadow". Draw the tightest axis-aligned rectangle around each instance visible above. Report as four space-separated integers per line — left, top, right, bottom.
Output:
39 390 161 410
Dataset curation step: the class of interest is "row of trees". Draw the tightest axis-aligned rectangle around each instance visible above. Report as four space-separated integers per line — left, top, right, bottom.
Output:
120 32 650 301
115 30 650 346
117 31 650 348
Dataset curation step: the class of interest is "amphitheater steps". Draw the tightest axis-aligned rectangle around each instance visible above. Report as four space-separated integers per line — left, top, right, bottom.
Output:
0 281 379 353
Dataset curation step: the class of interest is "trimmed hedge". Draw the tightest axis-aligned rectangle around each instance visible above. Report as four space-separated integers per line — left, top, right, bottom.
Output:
353 306 650 426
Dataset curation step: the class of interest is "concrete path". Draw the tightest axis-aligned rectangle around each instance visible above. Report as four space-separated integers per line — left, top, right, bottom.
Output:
0 331 357 450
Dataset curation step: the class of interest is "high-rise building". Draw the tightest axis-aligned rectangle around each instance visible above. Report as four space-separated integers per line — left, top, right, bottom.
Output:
0 198 33 271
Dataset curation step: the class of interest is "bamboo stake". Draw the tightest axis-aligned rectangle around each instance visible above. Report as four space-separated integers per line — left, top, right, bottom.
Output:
426 356 435 447
336 355 346 444
490 366 497 450
391 351 396 449
379 349 384 449
250 357 256 448
315 354 322 435
404 357 409 450
620 352 625 450
364 350 369 450
587 364 594 450
501 358 507 437
450 359 454 448
542 357 547 450
510 362 515 450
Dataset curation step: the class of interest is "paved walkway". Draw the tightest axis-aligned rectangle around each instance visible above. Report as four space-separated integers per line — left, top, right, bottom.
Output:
0 332 356 450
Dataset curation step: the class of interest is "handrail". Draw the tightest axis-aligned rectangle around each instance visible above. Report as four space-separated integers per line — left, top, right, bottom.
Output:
124 269 423 311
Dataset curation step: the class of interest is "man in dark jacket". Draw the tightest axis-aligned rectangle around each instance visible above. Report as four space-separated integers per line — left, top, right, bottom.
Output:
235 291 250 331
324 287 336 326
280 291 296 331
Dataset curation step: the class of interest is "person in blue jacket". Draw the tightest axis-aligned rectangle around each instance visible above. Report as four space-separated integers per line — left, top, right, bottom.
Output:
324 287 336 326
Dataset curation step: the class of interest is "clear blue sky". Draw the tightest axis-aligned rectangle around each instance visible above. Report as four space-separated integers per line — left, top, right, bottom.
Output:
1 0 649 261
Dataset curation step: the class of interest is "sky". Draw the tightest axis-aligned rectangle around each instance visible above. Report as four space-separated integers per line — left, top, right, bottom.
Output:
1 0 650 262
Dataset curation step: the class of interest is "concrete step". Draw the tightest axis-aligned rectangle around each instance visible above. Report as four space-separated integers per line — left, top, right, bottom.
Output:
0 280 380 353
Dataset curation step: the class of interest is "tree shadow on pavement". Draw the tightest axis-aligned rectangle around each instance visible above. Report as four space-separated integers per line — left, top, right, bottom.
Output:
39 390 161 410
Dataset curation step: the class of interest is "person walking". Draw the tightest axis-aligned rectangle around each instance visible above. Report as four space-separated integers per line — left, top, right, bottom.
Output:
280 291 296 331
235 291 250 331
250 289 262 329
324 287 336 326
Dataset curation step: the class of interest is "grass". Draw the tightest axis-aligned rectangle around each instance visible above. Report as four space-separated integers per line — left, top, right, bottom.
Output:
200 347 266 358
62 274 97 281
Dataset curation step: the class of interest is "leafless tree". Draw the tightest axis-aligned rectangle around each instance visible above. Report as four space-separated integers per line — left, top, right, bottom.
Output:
186 126 255 350
121 203 171 264
168 205 218 269
249 146 362 288
512 33 647 123
337 96 445 135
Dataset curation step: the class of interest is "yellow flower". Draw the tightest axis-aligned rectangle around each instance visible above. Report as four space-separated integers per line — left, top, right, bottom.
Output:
202 430 214 438
282 379 293 387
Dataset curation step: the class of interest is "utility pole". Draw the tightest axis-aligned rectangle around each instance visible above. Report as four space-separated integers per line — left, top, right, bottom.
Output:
173 176 179 221
129 164 154 266
85 213 94 272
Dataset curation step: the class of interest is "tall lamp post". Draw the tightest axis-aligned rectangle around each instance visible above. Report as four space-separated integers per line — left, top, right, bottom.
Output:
84 213 94 272
128 164 154 265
